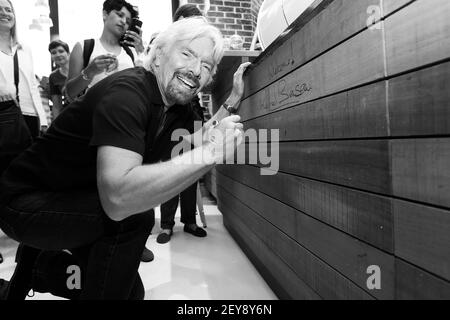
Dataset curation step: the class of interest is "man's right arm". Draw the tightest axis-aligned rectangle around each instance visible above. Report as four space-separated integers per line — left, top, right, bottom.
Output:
97 144 217 222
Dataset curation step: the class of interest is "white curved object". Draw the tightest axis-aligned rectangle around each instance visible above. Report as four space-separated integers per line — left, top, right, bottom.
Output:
257 0 288 51
257 0 316 50
283 0 315 25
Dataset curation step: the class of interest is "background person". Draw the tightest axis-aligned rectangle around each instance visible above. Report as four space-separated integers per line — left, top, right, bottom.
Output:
0 0 47 293
0 0 48 143
157 3 208 245
48 40 70 119
65 0 144 101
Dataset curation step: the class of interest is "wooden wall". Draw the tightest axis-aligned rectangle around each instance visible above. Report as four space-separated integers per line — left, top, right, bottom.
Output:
210 0 450 299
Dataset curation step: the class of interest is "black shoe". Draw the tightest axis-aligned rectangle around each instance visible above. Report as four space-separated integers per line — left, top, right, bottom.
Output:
183 224 207 238
156 230 173 244
141 246 154 263
6 245 41 300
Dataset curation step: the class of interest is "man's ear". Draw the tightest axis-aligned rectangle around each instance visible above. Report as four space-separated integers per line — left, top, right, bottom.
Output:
154 47 164 67
102 10 108 22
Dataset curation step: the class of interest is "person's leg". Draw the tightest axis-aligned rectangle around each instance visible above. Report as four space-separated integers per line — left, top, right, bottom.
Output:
32 247 146 300
22 115 40 140
160 195 179 230
157 195 179 244
180 182 198 226
141 209 155 263
0 189 105 300
0 189 153 300
181 182 207 238
80 211 153 299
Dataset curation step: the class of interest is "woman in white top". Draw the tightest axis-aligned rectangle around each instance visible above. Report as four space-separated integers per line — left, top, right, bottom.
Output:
0 0 48 138
66 0 144 101
0 0 47 266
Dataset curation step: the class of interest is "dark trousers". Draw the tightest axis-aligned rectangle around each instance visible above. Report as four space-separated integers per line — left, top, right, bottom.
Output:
23 115 40 140
0 101 32 175
0 189 154 300
160 182 197 230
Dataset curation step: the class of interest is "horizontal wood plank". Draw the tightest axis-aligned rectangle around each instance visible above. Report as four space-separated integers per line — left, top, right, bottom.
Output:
243 81 388 141
391 138 450 208
385 0 450 76
395 259 450 299
236 140 391 194
395 200 450 281
383 0 415 16
389 61 450 137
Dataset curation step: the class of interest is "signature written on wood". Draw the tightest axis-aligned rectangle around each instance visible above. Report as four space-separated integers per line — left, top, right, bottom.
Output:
268 58 295 79
278 79 312 104
256 79 312 114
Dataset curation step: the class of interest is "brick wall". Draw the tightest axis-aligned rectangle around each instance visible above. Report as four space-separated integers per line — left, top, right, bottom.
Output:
185 0 262 50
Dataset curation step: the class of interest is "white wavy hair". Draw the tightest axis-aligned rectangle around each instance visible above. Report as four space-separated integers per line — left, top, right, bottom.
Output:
144 16 225 76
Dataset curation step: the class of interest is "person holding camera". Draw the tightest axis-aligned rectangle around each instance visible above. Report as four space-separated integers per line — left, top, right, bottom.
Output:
65 0 144 102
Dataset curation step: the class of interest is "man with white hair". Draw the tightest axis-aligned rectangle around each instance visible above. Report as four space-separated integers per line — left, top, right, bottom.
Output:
0 17 251 300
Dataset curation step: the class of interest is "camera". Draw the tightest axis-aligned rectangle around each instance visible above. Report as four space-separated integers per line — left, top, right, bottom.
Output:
121 18 143 47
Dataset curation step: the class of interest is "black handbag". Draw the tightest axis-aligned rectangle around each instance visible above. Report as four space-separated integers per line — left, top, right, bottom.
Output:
0 51 32 175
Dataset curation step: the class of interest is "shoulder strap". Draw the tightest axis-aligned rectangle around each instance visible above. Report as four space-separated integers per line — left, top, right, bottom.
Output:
83 39 95 69
13 50 20 104
121 44 135 64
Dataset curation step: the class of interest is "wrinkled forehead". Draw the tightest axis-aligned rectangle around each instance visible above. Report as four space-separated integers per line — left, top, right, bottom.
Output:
169 37 216 63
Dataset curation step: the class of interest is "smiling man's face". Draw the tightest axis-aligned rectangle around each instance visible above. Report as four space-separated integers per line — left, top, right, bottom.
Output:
155 37 215 106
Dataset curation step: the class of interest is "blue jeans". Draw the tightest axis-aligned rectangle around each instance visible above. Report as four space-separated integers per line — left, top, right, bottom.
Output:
0 188 154 300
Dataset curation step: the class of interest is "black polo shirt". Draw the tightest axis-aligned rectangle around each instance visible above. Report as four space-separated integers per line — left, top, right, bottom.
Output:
0 67 195 204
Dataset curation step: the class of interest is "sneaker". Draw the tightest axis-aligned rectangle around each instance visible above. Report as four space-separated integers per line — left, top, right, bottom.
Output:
183 224 207 238
156 230 173 244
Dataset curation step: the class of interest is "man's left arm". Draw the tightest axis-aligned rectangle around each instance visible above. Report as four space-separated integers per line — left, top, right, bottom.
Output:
184 62 252 147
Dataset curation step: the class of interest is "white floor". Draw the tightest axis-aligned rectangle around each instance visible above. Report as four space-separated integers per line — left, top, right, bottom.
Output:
0 205 277 300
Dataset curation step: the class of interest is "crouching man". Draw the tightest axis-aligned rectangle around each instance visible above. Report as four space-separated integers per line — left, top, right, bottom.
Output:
0 17 251 300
